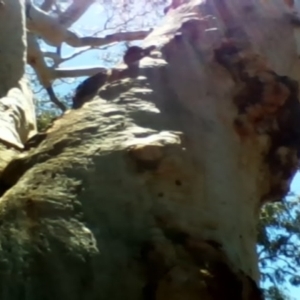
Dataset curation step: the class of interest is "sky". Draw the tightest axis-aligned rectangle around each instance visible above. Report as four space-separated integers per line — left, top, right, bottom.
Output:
39 1 300 298
291 172 300 194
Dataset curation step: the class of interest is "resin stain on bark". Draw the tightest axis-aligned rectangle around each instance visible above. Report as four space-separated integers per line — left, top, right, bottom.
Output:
214 41 300 203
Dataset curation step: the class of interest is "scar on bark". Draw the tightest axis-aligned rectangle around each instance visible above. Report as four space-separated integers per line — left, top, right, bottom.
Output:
214 42 300 203
127 144 164 172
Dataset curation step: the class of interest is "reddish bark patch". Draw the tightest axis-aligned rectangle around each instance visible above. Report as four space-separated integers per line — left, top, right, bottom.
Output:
215 41 300 203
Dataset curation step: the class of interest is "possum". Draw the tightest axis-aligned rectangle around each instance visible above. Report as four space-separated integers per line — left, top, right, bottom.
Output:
123 45 156 65
72 71 108 109
72 46 156 109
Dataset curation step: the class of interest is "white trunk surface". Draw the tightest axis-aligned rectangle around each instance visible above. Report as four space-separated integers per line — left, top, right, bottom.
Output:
0 0 37 149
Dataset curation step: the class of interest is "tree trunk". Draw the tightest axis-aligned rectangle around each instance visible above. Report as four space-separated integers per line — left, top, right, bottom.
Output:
0 0 36 149
1 0 299 299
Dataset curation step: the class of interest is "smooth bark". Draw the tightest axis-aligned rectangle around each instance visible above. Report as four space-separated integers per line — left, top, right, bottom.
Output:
0 0 36 149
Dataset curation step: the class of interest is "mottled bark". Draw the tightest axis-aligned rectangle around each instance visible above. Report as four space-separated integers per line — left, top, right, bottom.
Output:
0 0 36 149
0 0 26 96
1 0 300 299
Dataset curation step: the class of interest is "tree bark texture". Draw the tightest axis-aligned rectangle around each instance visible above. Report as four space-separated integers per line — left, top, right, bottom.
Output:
1 0 300 299
0 0 36 149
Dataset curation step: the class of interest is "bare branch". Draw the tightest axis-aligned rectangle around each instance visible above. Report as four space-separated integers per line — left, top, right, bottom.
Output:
58 0 96 28
52 67 107 78
43 47 92 66
46 86 67 111
27 33 53 88
65 30 151 48
25 0 155 112
28 33 108 81
42 51 61 65
26 2 69 47
26 2 151 48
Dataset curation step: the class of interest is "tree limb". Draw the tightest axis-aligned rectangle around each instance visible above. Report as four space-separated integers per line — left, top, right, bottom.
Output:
28 33 106 80
27 32 53 88
26 2 151 48
52 67 107 78
25 0 152 111
43 47 92 66
46 86 67 111
58 0 96 28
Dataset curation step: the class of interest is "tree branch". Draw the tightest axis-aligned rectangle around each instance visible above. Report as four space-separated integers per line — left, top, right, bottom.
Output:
27 33 53 88
65 30 151 48
46 86 67 111
28 33 107 80
26 2 151 48
25 0 153 111
58 0 96 28
43 47 92 67
52 67 107 78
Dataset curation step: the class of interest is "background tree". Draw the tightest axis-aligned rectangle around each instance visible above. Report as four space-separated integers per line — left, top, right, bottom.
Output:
258 196 300 299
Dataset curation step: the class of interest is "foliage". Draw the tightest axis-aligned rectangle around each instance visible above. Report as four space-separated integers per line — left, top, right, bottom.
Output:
36 110 57 131
264 286 293 300
34 89 72 131
258 197 300 299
